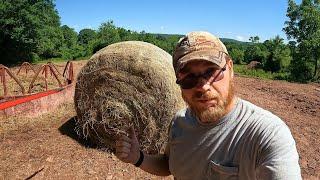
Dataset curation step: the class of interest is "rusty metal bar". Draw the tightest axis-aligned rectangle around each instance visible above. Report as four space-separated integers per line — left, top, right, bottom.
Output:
49 64 63 87
47 62 62 76
62 61 74 84
17 62 36 75
0 64 26 96
69 62 74 82
44 65 48 91
28 63 64 93
28 65 45 93
1 68 7 96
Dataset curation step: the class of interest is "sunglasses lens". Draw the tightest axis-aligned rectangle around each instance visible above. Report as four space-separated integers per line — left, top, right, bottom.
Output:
177 66 225 89
179 78 198 89
212 69 224 82
203 68 215 79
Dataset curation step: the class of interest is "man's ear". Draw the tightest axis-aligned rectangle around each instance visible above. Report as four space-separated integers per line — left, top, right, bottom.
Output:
228 59 234 78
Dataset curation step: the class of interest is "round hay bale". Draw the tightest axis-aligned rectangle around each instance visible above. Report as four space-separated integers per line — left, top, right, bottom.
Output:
74 41 184 154
247 61 262 69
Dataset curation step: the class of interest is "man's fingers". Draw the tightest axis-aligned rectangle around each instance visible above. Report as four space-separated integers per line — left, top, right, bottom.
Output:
115 140 131 148
116 152 129 159
116 147 130 154
129 126 138 141
117 134 131 142
129 126 135 136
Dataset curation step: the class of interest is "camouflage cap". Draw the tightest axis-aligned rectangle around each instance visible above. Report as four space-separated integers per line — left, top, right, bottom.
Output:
172 31 229 75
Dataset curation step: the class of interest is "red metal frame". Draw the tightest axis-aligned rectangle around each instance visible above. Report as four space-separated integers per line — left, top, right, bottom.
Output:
16 62 36 75
63 61 74 84
0 61 74 109
0 64 26 97
28 62 63 93
0 89 59 110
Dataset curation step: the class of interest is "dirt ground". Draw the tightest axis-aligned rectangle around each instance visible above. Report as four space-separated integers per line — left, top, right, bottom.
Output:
0 60 319 179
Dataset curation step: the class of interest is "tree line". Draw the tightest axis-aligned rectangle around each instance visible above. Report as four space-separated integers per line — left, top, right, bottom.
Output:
0 0 319 82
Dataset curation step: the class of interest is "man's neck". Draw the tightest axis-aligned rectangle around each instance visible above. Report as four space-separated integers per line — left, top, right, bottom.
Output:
225 96 238 116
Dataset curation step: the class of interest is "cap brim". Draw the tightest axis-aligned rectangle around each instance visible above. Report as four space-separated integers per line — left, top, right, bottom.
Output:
177 49 227 73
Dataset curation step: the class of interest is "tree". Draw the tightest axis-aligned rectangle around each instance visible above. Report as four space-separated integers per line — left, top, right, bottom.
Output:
59 25 81 59
244 44 269 64
283 0 320 81
229 48 244 64
78 28 96 45
0 0 62 64
90 20 121 53
249 36 260 43
61 25 77 49
263 36 292 72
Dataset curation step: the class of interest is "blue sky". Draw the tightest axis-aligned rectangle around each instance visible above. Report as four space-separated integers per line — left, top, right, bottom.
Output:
55 0 302 42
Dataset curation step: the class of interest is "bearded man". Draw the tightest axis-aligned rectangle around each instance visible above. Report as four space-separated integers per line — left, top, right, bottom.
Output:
115 31 301 180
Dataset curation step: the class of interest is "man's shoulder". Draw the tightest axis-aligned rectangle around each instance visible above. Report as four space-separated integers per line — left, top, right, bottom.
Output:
170 108 191 127
174 108 188 118
239 98 285 127
235 98 295 144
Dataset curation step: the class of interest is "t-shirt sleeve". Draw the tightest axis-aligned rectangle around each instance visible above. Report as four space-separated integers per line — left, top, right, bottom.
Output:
255 123 302 180
165 115 176 157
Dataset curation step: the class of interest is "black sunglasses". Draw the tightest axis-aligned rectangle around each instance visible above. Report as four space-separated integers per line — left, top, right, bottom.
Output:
176 64 227 89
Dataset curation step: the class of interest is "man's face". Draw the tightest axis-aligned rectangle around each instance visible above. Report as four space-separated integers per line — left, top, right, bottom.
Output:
177 60 235 124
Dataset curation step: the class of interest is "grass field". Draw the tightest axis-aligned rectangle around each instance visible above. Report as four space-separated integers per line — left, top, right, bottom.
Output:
233 64 289 80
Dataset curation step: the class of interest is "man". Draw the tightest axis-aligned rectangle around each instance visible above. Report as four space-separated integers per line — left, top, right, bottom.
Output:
115 31 301 179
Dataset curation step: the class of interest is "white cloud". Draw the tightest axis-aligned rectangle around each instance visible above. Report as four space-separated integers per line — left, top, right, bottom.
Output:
236 35 245 41
160 26 165 30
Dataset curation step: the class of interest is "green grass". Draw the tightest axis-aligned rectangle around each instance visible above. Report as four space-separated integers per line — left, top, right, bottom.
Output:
34 56 91 64
233 64 289 80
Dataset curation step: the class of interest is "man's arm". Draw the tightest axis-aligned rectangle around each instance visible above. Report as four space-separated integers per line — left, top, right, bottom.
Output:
138 152 170 176
115 127 171 176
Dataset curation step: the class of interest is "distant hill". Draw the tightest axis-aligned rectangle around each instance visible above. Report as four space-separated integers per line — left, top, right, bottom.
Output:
152 33 249 45
152 33 183 38
221 38 249 44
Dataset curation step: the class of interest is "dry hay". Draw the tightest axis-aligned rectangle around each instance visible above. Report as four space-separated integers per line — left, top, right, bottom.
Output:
247 61 262 69
74 41 184 154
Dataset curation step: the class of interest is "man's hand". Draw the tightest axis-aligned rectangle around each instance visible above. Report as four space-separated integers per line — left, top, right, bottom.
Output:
115 126 140 164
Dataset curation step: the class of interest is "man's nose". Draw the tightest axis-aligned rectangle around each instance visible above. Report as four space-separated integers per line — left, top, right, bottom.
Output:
196 77 211 91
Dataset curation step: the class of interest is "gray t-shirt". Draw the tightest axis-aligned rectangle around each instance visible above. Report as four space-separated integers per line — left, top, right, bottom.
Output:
167 98 301 180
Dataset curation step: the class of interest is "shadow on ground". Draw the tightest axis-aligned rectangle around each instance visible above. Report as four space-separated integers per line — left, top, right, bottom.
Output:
58 116 97 148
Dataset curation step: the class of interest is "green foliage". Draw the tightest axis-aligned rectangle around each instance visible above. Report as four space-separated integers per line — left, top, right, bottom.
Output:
284 0 320 81
262 36 292 72
229 48 244 64
83 20 181 56
234 64 289 80
0 0 62 65
244 44 269 63
92 21 121 53
78 28 96 45
59 25 84 59
288 53 314 82
77 28 97 56
249 36 260 43
223 40 250 64
61 25 78 49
